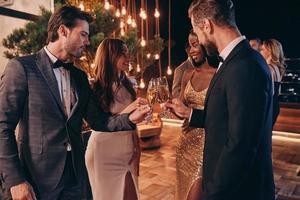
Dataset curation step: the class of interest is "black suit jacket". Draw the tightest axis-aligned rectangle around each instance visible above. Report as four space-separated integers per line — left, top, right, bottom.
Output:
0 49 135 194
190 40 275 200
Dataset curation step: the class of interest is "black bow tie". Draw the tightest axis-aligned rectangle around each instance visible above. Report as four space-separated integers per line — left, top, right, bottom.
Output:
217 55 224 63
53 60 73 70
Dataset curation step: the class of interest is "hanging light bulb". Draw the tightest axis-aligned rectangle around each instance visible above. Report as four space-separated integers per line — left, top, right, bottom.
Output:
139 78 145 89
104 1 110 10
120 28 125 36
139 8 144 18
146 53 151 59
127 15 132 25
121 6 127 15
120 21 125 28
154 53 160 60
167 66 172 75
115 9 121 17
140 38 146 47
142 13 147 20
136 64 141 72
79 2 84 11
139 8 147 20
129 63 133 71
131 19 137 28
154 8 160 18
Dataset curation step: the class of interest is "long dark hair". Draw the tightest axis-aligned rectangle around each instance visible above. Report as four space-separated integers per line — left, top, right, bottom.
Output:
92 38 136 112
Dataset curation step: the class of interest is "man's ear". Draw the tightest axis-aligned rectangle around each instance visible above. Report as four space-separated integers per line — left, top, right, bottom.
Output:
58 25 68 38
203 18 213 34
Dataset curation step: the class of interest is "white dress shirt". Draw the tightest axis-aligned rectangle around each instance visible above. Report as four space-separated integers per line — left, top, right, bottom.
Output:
216 35 246 72
44 46 74 117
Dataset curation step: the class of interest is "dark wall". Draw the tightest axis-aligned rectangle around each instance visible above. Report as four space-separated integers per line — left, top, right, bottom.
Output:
158 0 300 72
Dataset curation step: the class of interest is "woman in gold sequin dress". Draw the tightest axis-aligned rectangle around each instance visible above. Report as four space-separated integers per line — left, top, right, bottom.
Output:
175 31 216 200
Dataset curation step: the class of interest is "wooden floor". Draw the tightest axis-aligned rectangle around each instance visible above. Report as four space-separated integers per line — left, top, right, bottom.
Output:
139 125 300 200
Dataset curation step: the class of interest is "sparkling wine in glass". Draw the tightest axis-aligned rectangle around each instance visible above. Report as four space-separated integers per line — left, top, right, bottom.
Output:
155 76 171 118
145 79 157 122
157 85 170 104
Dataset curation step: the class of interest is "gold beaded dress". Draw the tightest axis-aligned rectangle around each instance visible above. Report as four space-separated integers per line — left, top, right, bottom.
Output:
175 80 207 200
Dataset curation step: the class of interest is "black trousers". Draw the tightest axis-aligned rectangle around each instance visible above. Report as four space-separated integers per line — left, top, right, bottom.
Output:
38 152 82 200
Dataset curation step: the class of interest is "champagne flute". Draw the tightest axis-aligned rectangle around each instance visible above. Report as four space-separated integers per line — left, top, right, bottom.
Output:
155 76 171 118
145 78 157 122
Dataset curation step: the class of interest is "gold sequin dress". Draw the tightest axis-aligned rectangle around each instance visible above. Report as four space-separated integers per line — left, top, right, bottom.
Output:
175 80 207 200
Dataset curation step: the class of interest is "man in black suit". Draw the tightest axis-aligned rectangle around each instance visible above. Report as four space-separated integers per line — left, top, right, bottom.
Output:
0 6 149 200
167 0 275 199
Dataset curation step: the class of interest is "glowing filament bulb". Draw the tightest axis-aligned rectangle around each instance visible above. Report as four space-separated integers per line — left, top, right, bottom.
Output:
120 28 125 36
139 78 145 89
167 66 172 75
154 9 160 18
129 63 133 71
104 1 110 10
136 64 141 72
115 9 121 17
154 54 160 60
120 21 125 28
141 39 146 47
131 19 137 28
139 9 147 20
127 15 132 25
121 7 126 15
146 53 151 59
79 2 84 11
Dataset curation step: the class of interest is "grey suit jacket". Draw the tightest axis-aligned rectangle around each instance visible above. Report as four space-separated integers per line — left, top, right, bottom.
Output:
0 49 135 194
172 58 193 97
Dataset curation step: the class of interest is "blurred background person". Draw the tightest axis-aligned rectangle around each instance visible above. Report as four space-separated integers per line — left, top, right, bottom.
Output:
249 38 261 51
85 38 147 200
260 38 286 126
172 39 193 97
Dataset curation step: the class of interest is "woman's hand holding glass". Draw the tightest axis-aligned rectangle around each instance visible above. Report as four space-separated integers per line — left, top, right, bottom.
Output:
145 76 173 121
121 97 149 114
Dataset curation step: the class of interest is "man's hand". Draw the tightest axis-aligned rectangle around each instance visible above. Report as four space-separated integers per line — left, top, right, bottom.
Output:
129 104 151 124
10 181 36 200
165 98 192 119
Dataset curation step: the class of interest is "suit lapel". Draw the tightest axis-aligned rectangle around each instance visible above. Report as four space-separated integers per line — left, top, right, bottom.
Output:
35 49 67 119
204 40 249 107
68 68 82 119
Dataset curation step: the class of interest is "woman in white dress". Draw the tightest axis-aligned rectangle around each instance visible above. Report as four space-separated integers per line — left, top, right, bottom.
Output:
85 38 147 200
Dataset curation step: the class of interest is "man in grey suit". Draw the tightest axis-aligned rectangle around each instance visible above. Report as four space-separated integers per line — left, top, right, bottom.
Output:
172 42 193 97
0 5 149 200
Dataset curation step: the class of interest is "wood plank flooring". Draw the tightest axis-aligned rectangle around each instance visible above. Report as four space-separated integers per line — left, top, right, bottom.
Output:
139 125 300 200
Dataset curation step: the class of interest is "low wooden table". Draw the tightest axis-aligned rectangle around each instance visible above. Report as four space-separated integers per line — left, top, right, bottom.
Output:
137 115 162 149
